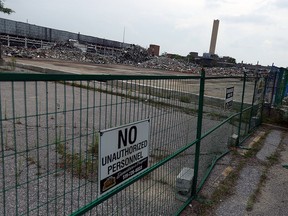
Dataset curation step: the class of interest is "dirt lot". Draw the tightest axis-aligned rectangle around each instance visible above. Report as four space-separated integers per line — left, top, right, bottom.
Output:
6 57 255 104
10 58 187 75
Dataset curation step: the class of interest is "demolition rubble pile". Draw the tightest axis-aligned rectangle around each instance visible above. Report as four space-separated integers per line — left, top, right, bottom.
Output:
2 42 246 75
2 43 115 64
137 57 246 75
137 56 197 73
117 45 152 64
3 42 153 63
204 67 244 76
2 43 153 65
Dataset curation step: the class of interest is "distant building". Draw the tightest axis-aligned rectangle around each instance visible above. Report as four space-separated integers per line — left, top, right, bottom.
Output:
188 52 198 58
187 52 198 63
209 19 220 55
222 56 236 64
148 44 160 56
203 52 218 59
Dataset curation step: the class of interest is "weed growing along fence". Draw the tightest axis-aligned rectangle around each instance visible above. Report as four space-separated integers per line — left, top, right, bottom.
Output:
0 70 264 215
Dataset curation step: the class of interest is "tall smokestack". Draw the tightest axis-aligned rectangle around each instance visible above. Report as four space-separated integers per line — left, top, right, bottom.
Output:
209 19 220 55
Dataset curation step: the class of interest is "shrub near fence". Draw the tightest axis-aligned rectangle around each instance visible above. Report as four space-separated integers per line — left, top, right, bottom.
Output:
0 70 264 215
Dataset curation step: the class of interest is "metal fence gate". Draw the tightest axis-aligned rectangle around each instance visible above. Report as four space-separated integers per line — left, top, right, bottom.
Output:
0 70 264 215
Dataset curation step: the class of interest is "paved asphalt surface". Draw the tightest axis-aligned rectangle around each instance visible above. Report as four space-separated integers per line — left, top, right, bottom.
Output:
248 127 288 216
215 127 288 216
181 124 288 216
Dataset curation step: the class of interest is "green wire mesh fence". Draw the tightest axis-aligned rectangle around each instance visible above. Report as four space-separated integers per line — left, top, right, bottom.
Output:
0 71 264 215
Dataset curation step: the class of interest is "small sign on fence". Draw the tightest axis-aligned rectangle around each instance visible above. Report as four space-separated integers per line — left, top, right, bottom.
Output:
99 119 150 194
225 87 234 110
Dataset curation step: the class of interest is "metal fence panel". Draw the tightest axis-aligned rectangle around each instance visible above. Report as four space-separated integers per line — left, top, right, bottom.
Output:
0 72 263 215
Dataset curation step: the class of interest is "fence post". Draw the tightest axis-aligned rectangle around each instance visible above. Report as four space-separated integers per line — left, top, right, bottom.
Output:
192 68 205 196
260 76 268 124
278 68 288 105
281 68 288 99
248 74 257 131
270 67 278 107
237 72 246 146
274 69 284 106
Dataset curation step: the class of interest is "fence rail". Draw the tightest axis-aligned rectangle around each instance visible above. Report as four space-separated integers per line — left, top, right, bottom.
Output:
0 70 264 215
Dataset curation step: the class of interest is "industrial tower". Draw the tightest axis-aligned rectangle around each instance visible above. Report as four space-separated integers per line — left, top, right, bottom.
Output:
209 19 219 55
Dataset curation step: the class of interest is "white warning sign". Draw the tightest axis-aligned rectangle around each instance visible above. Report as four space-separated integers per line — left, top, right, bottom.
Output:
225 86 234 110
99 119 150 194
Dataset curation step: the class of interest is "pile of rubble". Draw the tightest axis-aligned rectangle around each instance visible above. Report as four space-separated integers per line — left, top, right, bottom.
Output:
137 57 246 75
137 56 197 73
2 43 116 64
1 42 249 76
2 42 153 65
3 46 34 59
204 67 243 76
117 45 151 64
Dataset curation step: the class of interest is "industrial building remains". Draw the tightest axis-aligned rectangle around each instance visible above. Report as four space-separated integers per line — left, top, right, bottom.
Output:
0 17 131 50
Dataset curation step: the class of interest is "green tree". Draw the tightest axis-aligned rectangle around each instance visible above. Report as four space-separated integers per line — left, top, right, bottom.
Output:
0 0 14 14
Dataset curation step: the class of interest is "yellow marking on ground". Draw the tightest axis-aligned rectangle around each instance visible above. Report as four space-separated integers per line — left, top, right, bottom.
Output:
222 166 233 177
248 131 266 148
239 149 248 156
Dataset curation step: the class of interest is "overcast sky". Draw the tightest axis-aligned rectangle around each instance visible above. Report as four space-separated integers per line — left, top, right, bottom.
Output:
1 0 288 67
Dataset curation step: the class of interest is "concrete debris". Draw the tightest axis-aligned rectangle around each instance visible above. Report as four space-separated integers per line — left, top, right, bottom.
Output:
204 67 245 76
2 43 245 75
117 45 151 64
3 46 34 59
137 56 197 73
2 43 151 65
137 56 245 75
3 44 115 64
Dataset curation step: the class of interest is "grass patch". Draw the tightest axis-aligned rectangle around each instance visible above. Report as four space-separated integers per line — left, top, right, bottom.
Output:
88 133 99 156
246 171 267 211
27 156 37 165
55 138 98 181
210 157 245 202
179 95 192 103
266 152 279 165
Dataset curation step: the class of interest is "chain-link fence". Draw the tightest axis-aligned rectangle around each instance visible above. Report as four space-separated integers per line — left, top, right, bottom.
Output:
0 71 264 215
